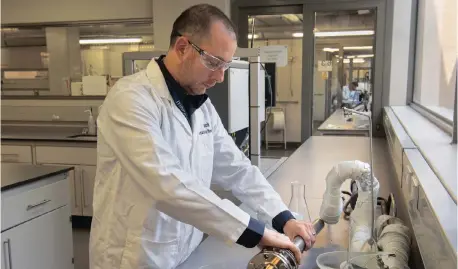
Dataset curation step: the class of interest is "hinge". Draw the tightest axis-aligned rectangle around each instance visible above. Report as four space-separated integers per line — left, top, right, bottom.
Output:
69 216 73 222
72 258 74 264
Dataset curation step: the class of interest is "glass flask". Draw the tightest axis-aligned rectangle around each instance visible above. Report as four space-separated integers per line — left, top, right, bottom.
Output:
288 181 311 222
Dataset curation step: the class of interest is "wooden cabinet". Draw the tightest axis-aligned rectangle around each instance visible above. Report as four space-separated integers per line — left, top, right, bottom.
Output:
2 206 74 269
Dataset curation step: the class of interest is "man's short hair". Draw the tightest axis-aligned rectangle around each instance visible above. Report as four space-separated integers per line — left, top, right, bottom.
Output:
351 82 359 88
169 4 237 47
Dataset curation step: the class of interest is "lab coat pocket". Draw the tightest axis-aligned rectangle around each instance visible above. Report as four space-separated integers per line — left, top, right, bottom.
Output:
139 237 180 269
121 230 180 269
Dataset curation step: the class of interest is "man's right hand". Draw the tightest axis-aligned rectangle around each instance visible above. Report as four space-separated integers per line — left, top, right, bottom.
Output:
259 228 302 264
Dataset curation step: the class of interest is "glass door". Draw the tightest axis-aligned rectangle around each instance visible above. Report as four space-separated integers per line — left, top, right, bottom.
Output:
311 10 376 136
301 1 388 140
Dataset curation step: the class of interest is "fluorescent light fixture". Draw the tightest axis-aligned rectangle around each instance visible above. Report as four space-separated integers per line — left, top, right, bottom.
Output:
79 38 142 44
357 54 374 58
248 34 259 39
315 30 374 37
282 14 301 22
343 46 373 50
347 56 356 59
323 48 339 52
292 32 303 38
343 58 365 64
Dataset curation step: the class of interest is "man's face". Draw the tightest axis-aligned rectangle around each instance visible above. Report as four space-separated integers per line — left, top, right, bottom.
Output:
178 21 237 95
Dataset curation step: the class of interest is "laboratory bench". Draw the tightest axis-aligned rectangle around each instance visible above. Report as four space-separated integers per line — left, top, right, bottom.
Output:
317 109 370 136
177 136 402 269
1 163 74 269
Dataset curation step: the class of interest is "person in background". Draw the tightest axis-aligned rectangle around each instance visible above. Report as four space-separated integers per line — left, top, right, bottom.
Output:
342 81 361 107
89 4 316 269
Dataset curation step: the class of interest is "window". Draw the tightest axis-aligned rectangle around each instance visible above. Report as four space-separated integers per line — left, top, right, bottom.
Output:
413 0 457 129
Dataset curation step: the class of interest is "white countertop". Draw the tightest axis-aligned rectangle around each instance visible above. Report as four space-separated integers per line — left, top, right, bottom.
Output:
318 109 370 135
177 136 395 269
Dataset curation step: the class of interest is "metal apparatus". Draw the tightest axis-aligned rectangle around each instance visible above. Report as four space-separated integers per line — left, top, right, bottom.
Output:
247 219 326 269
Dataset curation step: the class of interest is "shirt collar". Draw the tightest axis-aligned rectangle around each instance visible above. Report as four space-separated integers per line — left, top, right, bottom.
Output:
155 55 208 111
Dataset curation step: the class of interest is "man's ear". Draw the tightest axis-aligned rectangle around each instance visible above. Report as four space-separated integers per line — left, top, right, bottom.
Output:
174 37 188 57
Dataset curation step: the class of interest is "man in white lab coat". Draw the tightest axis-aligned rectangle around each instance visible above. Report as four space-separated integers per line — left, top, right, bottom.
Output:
342 81 361 107
89 4 316 269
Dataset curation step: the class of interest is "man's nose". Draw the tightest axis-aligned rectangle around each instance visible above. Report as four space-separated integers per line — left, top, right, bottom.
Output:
212 67 225 83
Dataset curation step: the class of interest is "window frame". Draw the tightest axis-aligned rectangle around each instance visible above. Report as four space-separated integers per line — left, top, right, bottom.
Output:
408 0 457 143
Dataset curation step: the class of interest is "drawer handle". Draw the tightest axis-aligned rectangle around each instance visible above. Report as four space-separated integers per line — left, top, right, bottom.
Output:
3 239 12 269
26 199 51 210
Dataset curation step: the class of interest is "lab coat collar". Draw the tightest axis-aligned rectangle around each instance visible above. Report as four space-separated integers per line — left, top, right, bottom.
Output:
146 58 173 101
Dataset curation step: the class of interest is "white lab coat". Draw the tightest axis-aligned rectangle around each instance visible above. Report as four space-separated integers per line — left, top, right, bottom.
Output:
89 60 289 269
342 85 359 105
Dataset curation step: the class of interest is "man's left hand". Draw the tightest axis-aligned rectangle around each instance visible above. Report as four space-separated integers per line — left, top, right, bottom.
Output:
283 219 317 251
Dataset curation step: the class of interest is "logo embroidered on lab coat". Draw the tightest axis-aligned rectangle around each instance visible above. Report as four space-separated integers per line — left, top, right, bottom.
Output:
199 123 212 135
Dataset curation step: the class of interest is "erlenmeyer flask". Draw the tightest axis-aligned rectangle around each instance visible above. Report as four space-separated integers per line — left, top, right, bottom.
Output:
288 181 311 222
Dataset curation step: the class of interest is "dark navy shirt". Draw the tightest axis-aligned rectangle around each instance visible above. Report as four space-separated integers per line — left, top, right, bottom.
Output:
156 56 207 128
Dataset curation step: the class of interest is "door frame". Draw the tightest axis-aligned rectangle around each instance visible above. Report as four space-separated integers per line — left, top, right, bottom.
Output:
232 0 392 141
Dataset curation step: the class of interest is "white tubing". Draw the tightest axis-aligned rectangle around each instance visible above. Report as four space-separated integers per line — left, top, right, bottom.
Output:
319 160 379 252
375 216 411 269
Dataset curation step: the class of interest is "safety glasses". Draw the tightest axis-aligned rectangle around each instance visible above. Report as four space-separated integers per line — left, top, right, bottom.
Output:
175 32 232 71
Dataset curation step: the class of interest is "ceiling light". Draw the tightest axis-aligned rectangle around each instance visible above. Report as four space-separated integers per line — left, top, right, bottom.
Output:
343 58 365 64
292 32 303 38
323 48 339 52
343 46 373 50
357 54 374 58
248 34 259 39
79 38 142 45
282 14 300 22
315 30 374 37
347 56 356 59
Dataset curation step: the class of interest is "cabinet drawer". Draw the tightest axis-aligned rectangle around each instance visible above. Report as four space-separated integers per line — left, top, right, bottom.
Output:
1 145 32 163
36 146 96 165
1 177 69 231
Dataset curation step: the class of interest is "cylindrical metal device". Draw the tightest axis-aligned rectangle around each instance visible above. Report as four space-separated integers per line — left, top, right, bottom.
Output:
247 219 326 269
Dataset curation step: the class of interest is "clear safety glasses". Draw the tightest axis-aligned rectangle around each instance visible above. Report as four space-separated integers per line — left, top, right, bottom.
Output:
174 31 231 71
187 41 231 71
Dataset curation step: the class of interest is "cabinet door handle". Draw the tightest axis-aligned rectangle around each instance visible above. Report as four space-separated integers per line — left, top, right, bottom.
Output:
26 199 51 210
73 172 79 208
81 169 89 207
3 239 12 269
411 175 420 209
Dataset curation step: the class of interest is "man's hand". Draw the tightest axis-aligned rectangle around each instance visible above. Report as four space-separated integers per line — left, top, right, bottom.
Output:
259 228 302 263
283 219 317 252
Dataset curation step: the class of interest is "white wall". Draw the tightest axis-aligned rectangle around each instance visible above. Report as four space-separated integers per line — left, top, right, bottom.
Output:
388 0 414 106
1 0 152 24
254 39 303 143
152 0 231 51
413 0 457 110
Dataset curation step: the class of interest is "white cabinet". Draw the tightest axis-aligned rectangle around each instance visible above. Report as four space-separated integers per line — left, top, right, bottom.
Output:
35 146 97 217
79 166 96 216
2 205 74 269
0 145 33 164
